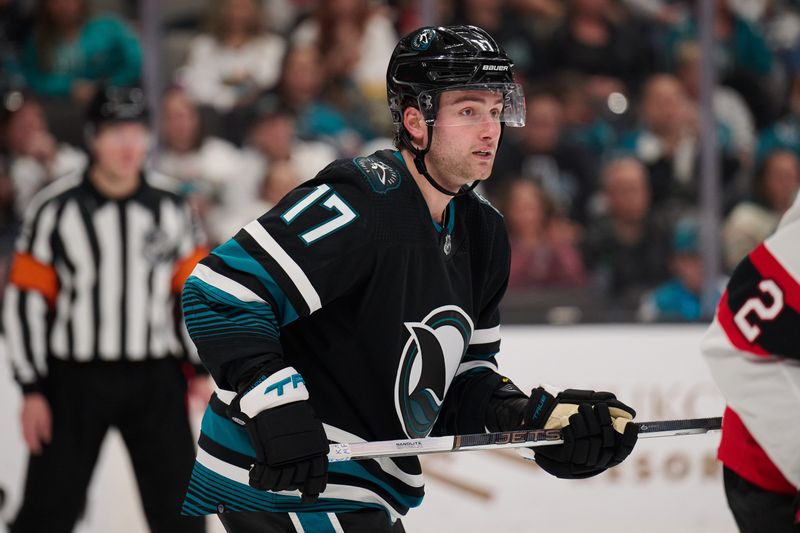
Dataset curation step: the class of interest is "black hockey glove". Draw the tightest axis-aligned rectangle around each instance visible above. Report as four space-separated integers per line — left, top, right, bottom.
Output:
520 387 639 479
228 364 329 502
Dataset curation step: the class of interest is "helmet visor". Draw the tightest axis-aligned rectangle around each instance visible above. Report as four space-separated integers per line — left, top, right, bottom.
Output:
418 83 526 128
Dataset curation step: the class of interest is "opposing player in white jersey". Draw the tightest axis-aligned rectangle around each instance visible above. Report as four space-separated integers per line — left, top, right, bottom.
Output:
702 191 800 532
181 25 639 532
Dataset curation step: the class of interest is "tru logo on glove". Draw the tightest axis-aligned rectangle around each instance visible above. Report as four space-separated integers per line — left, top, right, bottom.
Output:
239 366 310 419
264 373 304 397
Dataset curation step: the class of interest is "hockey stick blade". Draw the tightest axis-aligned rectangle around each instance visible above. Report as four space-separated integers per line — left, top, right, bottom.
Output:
328 416 722 462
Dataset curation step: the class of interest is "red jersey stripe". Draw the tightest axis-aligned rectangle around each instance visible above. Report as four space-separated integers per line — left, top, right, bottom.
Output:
751 243 800 313
718 407 796 495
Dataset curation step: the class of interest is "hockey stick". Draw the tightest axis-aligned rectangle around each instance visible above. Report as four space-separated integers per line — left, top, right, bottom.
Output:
328 416 722 462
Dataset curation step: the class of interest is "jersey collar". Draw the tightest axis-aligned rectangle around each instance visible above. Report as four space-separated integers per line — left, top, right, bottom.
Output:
392 150 456 234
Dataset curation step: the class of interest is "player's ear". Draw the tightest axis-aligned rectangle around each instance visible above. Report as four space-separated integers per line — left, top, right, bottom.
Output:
403 107 427 149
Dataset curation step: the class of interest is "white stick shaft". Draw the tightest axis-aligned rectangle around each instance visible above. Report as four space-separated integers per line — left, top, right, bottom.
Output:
328 417 722 462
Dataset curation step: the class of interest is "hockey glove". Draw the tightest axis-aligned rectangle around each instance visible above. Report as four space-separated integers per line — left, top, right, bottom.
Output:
228 365 329 502
520 387 639 479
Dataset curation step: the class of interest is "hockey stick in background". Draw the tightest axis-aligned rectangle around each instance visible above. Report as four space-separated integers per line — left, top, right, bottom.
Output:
328 416 722 462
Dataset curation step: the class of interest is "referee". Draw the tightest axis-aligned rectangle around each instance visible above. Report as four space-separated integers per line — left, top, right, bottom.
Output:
3 86 208 533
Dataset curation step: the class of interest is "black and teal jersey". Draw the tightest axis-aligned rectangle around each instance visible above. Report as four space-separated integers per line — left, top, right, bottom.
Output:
181 150 511 520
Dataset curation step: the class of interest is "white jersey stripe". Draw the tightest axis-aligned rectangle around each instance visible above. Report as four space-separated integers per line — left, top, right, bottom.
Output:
148 260 172 358
329 513 345 533
95 205 122 359
470 326 501 345
213 386 237 405
17 173 82 250
321 484 400 521
61 201 95 361
243 220 322 313
191 264 266 304
30 203 57 263
50 263 72 358
455 360 498 376
126 203 151 359
322 423 365 443
199 411 426 491
288 513 304 532
765 222 800 287
26 294 48 375
204 400 426 489
196 448 250 484
3 288 35 383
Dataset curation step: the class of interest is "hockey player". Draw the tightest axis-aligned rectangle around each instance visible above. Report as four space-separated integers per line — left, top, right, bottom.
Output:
4 86 208 532
181 25 639 532
702 191 800 532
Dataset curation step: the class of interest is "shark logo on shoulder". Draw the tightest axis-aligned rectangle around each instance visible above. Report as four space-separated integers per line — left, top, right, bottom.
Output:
353 156 402 194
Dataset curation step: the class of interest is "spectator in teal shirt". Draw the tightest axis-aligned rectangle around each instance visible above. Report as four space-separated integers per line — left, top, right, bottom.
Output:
19 0 141 103
638 216 724 322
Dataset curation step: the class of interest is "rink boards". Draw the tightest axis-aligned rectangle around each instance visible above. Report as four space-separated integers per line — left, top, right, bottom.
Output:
0 325 737 533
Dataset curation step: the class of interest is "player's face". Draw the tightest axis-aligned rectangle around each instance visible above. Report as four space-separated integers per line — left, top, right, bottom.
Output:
426 90 503 189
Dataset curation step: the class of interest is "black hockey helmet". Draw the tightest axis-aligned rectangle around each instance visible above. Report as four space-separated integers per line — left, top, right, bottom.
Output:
386 25 525 196
85 85 148 136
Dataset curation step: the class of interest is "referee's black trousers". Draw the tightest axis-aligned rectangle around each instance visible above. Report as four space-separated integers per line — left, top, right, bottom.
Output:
11 358 205 533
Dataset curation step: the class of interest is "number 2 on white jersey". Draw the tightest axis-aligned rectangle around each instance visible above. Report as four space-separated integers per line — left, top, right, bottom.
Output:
281 184 358 245
733 279 785 342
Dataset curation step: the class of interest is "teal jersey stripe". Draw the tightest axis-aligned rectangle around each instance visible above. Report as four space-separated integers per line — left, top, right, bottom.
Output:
212 238 300 326
190 466 266 511
445 200 455 233
430 317 470 339
183 462 385 516
430 199 456 234
296 512 337 533
181 495 211 516
198 409 422 510
184 288 279 328
200 406 256 458
183 277 281 337
186 316 277 333
327 462 424 509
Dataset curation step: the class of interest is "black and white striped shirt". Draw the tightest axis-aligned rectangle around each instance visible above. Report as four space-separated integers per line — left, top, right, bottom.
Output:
3 170 208 392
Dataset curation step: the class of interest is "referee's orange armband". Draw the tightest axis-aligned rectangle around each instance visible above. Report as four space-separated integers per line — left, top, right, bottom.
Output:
8 252 59 307
172 246 210 293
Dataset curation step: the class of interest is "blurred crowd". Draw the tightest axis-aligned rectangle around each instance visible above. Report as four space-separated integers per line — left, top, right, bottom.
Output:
1 0 800 323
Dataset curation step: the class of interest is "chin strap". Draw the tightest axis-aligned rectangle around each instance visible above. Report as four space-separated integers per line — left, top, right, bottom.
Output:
402 125 478 197
402 121 507 198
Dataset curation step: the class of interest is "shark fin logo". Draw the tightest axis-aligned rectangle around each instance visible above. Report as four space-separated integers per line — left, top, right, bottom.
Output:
353 156 401 194
395 306 473 438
